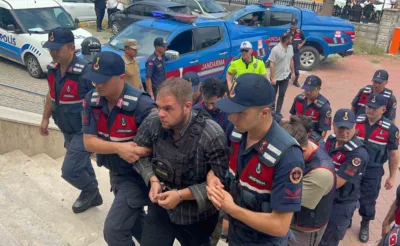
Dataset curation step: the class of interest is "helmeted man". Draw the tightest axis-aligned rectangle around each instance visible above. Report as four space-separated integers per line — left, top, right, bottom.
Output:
355 93 399 243
81 36 101 63
145 37 168 100
207 73 305 245
287 18 306 87
40 27 102 214
81 51 156 246
289 75 332 142
351 69 397 123
281 115 335 246
320 109 369 246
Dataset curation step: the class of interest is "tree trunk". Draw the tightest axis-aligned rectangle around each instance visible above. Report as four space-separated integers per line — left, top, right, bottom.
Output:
319 0 335 16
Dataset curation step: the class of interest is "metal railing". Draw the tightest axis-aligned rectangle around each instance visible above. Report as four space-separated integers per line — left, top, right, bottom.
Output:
219 0 323 13
332 5 383 24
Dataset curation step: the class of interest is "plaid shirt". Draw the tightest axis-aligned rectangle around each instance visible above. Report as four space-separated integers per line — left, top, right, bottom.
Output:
133 111 229 225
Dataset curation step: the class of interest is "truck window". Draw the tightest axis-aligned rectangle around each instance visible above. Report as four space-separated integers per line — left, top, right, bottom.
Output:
270 12 293 26
195 26 221 50
236 11 265 27
128 4 145 15
0 8 17 30
168 30 194 55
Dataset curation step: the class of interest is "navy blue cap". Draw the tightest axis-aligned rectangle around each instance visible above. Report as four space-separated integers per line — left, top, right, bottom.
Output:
372 69 389 83
366 93 386 109
42 27 74 50
302 75 322 91
182 72 200 91
216 73 275 113
82 51 125 84
154 37 168 47
334 109 356 129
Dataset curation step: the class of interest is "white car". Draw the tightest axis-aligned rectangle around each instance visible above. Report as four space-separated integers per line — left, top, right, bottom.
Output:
56 0 112 22
170 0 228 18
0 0 92 78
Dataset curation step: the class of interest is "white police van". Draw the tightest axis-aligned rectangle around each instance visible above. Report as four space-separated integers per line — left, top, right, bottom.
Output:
0 0 92 78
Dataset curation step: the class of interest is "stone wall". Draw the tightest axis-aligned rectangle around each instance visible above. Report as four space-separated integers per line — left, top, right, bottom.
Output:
376 9 400 51
353 23 379 46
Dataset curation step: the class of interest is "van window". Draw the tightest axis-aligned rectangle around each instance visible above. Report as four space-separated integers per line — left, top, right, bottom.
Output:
195 26 221 50
270 12 293 26
0 8 18 30
169 30 194 55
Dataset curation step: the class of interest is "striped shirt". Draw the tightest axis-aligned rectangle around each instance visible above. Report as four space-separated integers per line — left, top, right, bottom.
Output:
133 110 229 225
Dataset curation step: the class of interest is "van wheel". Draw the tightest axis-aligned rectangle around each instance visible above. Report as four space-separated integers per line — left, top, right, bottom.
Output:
25 54 44 78
111 21 120 35
299 46 320 71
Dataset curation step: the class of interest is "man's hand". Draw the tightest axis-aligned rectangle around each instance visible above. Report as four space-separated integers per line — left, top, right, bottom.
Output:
271 78 277 85
206 186 237 213
157 190 181 210
207 170 224 189
297 44 302 50
39 119 50 136
132 146 152 158
116 142 139 163
149 180 162 203
385 177 395 190
290 75 295 84
222 219 229 235
382 221 391 237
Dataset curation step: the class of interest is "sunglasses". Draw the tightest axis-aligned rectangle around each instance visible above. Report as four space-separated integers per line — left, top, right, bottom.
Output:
241 49 250 53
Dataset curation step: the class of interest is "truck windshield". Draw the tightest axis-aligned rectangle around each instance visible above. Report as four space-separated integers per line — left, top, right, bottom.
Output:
109 24 171 57
198 0 225 13
222 7 247 21
13 7 76 33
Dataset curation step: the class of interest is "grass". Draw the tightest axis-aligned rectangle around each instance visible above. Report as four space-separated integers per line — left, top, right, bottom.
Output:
370 59 381 64
353 38 386 56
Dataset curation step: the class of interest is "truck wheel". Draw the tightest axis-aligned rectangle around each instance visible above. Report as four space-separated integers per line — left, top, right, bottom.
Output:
111 21 120 35
299 46 320 71
25 54 44 79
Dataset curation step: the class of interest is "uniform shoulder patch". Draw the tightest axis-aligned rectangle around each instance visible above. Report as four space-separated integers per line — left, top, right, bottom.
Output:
326 110 332 118
289 167 303 184
352 157 361 167
297 93 306 100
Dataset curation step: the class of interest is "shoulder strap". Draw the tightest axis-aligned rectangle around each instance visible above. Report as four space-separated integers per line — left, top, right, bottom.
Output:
356 114 367 123
342 135 364 152
181 110 210 156
258 122 299 167
296 93 306 101
67 60 87 75
383 88 392 99
379 117 392 130
314 94 329 108
121 85 144 112
363 85 373 93
89 90 100 107
229 127 243 143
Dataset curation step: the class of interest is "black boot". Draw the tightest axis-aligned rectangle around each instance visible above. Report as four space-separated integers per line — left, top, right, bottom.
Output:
348 219 352 228
359 220 370 243
72 188 103 214
293 77 300 87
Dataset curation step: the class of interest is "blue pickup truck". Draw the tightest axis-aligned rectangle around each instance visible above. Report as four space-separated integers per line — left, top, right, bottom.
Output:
223 2 355 70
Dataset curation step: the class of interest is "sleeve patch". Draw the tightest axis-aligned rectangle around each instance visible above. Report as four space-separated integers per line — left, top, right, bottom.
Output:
148 62 154 66
290 167 303 184
344 165 358 177
282 183 302 204
352 157 361 167
81 111 89 126
326 111 332 117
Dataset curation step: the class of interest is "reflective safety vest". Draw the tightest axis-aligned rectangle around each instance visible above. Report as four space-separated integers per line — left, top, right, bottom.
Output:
47 60 87 134
293 148 336 230
356 85 392 111
294 93 329 134
228 122 299 243
89 84 143 174
355 114 391 167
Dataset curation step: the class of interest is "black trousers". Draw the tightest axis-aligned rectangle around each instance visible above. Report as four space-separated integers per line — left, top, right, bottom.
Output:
273 77 289 114
140 202 219 246
107 8 119 27
95 7 105 30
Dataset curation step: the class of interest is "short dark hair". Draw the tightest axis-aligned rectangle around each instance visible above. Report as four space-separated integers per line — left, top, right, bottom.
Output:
281 32 292 43
280 115 310 147
157 77 193 105
200 78 227 99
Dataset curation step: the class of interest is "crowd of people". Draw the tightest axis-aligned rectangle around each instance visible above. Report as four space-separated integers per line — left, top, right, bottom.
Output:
38 24 400 246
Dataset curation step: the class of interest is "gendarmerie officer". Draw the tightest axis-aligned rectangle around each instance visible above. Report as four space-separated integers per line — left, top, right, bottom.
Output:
207 73 305 245
289 75 332 142
145 37 167 100
133 77 229 245
40 27 102 213
81 51 156 246
379 225 400 246
320 109 369 246
382 185 400 239
81 36 101 63
351 69 397 123
281 115 335 246
355 93 399 243
287 18 306 87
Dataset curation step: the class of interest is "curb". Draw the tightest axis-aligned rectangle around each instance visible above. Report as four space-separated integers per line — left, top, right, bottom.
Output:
78 20 108 28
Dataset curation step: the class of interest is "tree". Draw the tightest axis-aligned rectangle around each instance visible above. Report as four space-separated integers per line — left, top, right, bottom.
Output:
319 0 335 16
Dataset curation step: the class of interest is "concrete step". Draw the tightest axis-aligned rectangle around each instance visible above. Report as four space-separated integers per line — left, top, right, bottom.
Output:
0 150 100 246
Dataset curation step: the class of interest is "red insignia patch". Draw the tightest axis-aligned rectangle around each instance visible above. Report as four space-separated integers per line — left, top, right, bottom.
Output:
117 98 124 108
344 166 357 177
82 100 87 108
148 62 154 66
290 167 303 184
258 140 268 153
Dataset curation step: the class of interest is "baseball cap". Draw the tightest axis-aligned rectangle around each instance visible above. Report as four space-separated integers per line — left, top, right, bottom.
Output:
240 41 252 50
154 37 168 47
366 93 386 109
302 75 322 91
216 73 275 113
334 109 356 129
124 39 139 49
290 18 298 24
42 27 74 50
182 72 201 91
82 51 125 84
372 69 389 83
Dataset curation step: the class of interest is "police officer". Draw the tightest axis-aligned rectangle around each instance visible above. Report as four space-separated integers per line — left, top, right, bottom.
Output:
351 69 397 123
145 37 167 100
382 185 400 238
287 18 306 87
355 93 399 243
320 109 369 246
226 41 267 90
81 51 156 246
193 77 230 132
281 115 335 246
248 12 261 26
133 77 229 246
182 72 202 105
207 73 305 245
289 75 332 142
40 27 102 214
81 37 101 63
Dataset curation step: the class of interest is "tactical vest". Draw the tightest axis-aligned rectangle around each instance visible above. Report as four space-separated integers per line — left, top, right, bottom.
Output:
47 60 87 134
294 93 329 134
293 148 336 230
288 28 303 51
356 85 392 111
89 85 143 174
228 122 299 243
355 114 390 167
152 110 209 190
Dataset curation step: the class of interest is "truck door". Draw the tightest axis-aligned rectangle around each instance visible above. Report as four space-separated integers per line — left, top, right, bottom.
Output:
263 10 297 48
